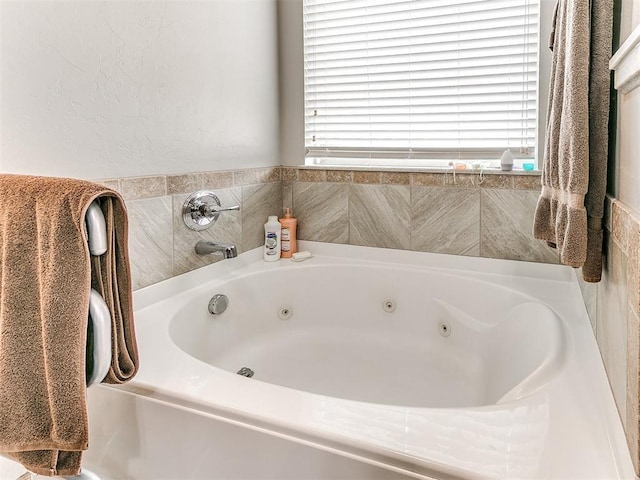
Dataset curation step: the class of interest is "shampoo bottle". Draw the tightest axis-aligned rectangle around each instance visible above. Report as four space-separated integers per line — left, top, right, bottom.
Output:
279 208 298 258
264 215 281 261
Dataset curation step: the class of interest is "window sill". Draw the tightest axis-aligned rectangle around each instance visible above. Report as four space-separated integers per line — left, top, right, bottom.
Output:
293 164 541 176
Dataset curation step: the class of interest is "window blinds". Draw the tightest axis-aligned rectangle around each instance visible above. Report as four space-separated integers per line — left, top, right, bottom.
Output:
303 0 539 162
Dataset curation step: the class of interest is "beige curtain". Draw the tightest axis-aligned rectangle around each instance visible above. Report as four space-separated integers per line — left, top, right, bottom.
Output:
533 0 613 282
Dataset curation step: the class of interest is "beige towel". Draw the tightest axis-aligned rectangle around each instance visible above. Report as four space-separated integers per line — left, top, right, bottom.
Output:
0 174 138 476
533 0 613 282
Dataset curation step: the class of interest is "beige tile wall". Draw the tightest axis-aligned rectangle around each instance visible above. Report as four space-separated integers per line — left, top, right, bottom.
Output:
577 196 640 472
97 167 282 290
99 166 557 290
282 167 558 262
99 166 558 290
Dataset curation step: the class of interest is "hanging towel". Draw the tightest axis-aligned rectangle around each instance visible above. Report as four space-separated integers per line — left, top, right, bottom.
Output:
0 174 138 476
532 0 613 282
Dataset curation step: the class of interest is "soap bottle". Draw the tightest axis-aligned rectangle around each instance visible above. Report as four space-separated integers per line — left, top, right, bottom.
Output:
279 208 298 258
264 215 281 262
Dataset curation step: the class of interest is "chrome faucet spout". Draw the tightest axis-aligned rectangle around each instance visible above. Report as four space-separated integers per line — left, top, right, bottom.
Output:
195 240 238 259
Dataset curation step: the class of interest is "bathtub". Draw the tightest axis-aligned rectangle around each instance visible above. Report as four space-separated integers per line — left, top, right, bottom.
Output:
73 243 634 478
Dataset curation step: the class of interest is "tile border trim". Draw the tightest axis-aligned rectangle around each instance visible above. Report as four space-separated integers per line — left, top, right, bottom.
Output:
96 166 282 200
98 166 543 201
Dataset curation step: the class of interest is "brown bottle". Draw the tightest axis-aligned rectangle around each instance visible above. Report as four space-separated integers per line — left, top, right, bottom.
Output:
279 208 297 258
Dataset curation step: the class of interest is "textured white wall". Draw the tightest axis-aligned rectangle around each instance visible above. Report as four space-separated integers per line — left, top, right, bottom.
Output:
0 0 279 179
620 0 640 42
277 0 304 166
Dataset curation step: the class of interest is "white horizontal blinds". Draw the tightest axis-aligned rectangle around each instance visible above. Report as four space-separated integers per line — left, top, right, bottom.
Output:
304 0 539 161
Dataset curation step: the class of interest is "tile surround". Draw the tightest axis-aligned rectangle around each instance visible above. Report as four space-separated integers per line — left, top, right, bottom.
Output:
106 166 549 289
282 181 294 214
203 170 234 190
99 167 281 289
581 195 640 473
513 174 542 190
411 172 443 187
241 183 283 252
480 189 559 263
628 307 640 468
282 167 297 182
119 176 166 200
297 169 327 183
597 235 629 421
478 174 514 189
286 167 550 263
327 170 353 183
349 184 411 250
171 188 243 276
284 168 541 188
126 196 173 290
443 172 478 187
96 179 121 191
411 186 480 256
166 173 203 195
292 182 349 244
234 167 281 186
382 172 410 185
353 171 381 184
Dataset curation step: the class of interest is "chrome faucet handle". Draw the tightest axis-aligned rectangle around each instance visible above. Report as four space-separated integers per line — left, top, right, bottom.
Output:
182 191 240 231
201 204 240 215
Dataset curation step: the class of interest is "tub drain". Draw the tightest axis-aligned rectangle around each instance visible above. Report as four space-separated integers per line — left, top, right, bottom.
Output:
208 294 229 315
237 367 254 378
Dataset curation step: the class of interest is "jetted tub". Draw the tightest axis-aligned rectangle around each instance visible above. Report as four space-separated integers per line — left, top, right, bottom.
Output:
170 260 564 409
77 241 633 480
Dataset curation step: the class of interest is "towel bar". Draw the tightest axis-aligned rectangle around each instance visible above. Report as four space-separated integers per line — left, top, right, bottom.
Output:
85 201 107 256
68 199 111 480
86 289 111 387
85 200 111 387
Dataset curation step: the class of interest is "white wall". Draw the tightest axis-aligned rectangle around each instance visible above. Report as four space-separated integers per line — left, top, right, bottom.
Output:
620 0 640 42
537 0 555 165
0 0 279 179
277 0 304 165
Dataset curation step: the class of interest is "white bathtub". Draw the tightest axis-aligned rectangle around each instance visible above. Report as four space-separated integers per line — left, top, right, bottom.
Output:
77 242 635 478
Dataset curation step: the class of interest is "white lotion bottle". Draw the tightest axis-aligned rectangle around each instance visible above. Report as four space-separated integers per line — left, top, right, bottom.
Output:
264 215 281 261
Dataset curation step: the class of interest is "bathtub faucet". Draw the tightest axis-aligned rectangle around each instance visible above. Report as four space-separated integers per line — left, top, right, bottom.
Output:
195 241 238 259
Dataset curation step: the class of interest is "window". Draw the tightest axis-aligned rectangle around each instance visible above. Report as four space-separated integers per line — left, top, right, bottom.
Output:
303 0 540 167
